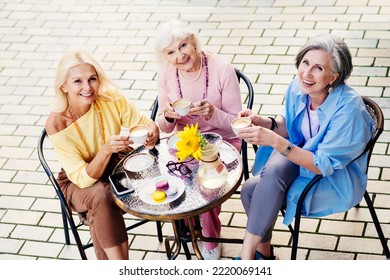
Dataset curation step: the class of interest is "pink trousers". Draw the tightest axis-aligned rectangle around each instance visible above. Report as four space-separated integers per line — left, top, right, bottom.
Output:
200 205 221 250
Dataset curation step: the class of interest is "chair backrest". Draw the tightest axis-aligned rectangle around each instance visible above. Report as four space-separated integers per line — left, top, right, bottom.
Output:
290 96 386 259
150 97 159 121
360 96 384 168
295 96 384 216
37 128 88 259
37 129 72 217
235 68 254 110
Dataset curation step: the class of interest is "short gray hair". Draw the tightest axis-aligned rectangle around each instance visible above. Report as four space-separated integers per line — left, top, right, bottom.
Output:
295 34 353 88
154 19 202 66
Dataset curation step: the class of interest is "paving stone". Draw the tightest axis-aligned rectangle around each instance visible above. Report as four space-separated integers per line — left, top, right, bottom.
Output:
2 209 43 225
308 250 355 260
319 220 365 236
338 236 384 254
19 240 63 258
0 223 15 238
296 233 338 250
11 225 54 241
0 195 35 210
0 237 24 254
0 182 24 196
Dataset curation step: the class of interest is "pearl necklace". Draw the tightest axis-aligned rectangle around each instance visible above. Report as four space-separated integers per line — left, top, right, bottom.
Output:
176 50 209 100
179 51 203 82
70 101 105 160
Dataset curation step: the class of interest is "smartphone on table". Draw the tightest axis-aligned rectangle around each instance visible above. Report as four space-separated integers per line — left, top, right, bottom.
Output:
109 172 135 196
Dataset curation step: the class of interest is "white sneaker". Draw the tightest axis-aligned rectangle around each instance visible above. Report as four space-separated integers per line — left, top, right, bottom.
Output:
202 243 222 260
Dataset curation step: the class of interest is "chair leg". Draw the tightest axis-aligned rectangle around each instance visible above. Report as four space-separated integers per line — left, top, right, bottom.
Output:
61 205 70 245
291 213 302 260
156 221 163 242
65 218 88 260
280 209 294 235
364 191 390 259
242 141 249 181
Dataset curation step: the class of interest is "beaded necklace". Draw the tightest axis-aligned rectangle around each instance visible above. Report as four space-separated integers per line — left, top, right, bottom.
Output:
176 50 209 100
69 101 105 160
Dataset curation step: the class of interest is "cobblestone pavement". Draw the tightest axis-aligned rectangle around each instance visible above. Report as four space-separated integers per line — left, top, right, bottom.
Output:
0 0 389 260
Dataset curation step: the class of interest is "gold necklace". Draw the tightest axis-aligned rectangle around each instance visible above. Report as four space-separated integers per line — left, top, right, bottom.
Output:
179 51 203 82
70 102 105 160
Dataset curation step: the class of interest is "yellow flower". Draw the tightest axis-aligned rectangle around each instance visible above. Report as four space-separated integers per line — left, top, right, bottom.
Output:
176 123 206 161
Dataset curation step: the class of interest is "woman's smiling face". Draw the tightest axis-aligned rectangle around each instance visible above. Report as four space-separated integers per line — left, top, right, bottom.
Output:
297 49 339 96
61 63 99 107
162 36 200 72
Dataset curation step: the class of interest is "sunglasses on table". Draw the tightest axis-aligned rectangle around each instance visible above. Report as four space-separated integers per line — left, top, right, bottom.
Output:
166 159 195 175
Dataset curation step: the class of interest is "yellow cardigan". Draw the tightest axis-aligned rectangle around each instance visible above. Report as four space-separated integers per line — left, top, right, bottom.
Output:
49 97 151 188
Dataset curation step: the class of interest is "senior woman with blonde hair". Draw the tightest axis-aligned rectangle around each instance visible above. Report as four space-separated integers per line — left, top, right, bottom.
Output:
46 50 159 259
154 19 243 260
235 34 373 260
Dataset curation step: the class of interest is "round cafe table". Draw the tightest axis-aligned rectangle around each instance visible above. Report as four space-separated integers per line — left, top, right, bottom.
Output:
111 135 243 259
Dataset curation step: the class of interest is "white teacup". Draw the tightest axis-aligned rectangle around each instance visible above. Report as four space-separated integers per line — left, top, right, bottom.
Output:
129 125 149 144
231 117 251 135
172 98 192 116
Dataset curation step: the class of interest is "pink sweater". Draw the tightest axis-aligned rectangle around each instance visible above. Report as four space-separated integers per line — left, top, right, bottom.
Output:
157 52 243 151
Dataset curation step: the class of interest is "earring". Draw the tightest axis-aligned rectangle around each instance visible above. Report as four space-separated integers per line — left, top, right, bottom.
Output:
328 85 334 93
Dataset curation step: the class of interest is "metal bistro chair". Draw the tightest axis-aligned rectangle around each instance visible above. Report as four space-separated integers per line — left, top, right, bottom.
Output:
37 128 163 260
150 68 255 185
285 96 389 260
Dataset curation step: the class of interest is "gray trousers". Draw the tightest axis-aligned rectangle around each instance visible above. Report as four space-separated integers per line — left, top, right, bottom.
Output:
241 150 299 242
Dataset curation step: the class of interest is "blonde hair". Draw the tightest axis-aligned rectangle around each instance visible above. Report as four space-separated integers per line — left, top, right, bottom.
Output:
154 19 202 66
52 50 122 112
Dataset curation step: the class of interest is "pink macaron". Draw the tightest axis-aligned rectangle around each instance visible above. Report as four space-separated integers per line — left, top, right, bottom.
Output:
155 179 169 191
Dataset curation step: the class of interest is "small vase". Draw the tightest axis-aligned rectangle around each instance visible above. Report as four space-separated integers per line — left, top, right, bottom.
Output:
197 133 228 189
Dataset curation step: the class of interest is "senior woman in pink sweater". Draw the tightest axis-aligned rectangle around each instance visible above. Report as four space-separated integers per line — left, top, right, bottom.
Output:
154 19 243 260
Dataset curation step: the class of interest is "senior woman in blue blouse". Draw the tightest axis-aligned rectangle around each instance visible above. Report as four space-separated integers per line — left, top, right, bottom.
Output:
235 34 373 260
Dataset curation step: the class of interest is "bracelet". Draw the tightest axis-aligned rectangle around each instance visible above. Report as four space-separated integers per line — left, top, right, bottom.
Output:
281 143 295 156
268 117 278 131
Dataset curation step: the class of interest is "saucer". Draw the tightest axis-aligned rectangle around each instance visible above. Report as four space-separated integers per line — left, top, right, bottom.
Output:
219 146 237 164
139 175 185 205
123 153 155 172
167 133 180 149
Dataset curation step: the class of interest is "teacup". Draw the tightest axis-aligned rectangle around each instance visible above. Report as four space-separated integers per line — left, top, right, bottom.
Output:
172 98 192 116
231 117 251 135
129 125 149 144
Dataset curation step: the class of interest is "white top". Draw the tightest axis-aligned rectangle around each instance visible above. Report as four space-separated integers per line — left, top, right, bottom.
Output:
301 106 319 142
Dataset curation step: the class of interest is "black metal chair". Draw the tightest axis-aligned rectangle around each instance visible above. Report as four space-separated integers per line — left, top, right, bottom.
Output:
250 96 389 259
286 96 389 260
150 68 255 185
235 68 255 182
37 128 163 260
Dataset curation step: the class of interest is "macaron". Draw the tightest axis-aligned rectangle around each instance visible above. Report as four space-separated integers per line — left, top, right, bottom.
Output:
165 185 178 197
152 190 166 203
155 178 169 191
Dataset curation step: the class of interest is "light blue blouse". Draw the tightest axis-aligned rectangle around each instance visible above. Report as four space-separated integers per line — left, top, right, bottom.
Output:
253 78 373 225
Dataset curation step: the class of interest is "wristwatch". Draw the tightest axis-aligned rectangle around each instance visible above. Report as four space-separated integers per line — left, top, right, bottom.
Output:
281 143 295 156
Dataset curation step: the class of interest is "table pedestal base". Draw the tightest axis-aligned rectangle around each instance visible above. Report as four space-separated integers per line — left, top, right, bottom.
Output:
165 215 243 260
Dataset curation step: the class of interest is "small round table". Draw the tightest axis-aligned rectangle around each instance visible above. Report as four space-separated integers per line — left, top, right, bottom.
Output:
111 136 243 259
